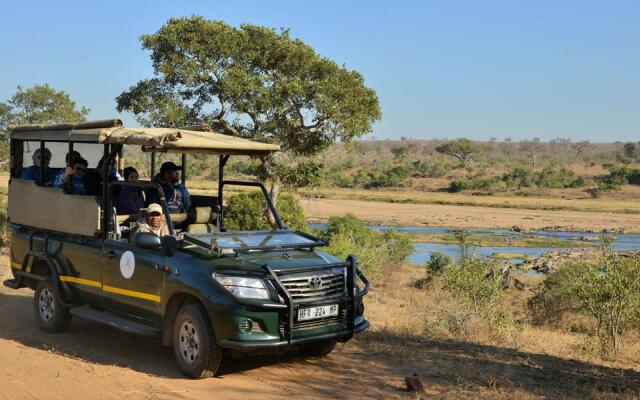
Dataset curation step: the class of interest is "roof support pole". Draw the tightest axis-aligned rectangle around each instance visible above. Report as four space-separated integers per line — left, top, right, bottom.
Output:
181 153 187 184
102 143 110 237
39 141 45 186
216 154 229 232
66 142 74 193
150 151 156 180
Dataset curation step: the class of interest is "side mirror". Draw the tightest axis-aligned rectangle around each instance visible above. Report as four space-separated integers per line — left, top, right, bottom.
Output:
134 232 163 250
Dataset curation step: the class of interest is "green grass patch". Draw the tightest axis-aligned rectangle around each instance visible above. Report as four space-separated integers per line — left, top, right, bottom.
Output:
490 252 530 261
406 232 593 248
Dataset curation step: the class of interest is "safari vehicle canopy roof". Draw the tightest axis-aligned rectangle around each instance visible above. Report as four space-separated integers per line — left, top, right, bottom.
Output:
9 119 280 156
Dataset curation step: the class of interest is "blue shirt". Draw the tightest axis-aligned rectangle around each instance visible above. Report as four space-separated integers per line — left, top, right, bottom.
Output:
163 182 191 213
20 165 56 183
53 170 87 195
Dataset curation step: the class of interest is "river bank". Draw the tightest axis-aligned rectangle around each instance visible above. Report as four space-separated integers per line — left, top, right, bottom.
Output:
302 197 640 233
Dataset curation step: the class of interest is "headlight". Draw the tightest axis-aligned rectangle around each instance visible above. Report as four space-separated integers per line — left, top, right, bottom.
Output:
213 274 270 300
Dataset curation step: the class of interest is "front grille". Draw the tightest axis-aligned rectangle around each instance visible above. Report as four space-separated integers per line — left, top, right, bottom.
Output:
279 268 346 303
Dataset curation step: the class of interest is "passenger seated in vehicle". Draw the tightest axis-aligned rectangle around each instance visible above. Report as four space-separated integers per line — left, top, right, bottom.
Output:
53 156 89 195
117 167 145 215
84 156 123 196
131 203 169 242
153 161 191 213
19 148 56 184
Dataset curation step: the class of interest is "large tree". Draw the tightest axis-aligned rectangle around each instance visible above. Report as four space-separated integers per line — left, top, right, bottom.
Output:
116 17 381 205
0 84 90 165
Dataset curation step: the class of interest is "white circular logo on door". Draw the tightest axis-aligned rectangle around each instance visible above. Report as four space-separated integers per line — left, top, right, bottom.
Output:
120 251 136 279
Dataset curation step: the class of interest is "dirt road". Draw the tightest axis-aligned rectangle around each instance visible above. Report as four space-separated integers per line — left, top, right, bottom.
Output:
301 197 640 232
0 266 409 400
2 262 640 399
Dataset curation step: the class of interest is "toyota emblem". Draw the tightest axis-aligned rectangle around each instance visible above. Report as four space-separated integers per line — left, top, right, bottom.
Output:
308 276 322 288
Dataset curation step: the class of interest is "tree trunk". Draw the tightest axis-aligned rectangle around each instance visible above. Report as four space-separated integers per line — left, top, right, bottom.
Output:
267 181 280 228
262 153 281 229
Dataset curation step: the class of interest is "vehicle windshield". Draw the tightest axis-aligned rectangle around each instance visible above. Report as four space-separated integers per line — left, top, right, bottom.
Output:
184 230 325 253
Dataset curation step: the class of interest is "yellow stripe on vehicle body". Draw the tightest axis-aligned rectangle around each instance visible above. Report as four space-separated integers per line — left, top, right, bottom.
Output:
59 275 102 288
9 260 160 303
102 285 161 303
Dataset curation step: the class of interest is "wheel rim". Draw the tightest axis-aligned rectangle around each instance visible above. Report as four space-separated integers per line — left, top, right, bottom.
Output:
38 287 55 322
178 319 200 365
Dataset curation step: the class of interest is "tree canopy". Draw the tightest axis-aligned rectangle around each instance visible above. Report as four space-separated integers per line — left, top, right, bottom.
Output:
0 84 90 132
116 16 381 160
435 138 486 167
0 84 90 167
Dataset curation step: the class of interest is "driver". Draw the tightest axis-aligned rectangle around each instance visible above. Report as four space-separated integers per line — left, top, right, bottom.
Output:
131 203 169 242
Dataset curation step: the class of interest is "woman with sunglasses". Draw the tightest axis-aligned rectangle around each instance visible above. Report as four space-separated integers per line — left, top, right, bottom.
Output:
53 156 89 195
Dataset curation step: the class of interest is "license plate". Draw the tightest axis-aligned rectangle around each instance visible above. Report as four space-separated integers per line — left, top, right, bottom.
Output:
297 304 339 321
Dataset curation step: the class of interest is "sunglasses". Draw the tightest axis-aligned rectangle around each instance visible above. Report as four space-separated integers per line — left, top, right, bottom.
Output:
74 166 86 172
149 212 162 217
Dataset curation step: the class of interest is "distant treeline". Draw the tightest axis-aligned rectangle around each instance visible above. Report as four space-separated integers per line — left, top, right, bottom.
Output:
122 138 640 197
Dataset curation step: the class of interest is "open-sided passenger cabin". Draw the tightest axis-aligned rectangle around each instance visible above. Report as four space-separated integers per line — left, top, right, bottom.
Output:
8 119 280 240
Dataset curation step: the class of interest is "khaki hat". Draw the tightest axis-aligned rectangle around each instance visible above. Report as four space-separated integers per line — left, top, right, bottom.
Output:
146 203 163 215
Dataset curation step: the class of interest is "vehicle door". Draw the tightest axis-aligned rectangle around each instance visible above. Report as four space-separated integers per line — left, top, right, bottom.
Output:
101 239 166 322
34 235 104 308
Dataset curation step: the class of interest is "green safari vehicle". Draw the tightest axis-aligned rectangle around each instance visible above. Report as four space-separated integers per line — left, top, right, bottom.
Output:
3 119 369 378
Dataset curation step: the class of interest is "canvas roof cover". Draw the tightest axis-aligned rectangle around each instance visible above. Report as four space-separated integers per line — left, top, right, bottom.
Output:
9 119 280 156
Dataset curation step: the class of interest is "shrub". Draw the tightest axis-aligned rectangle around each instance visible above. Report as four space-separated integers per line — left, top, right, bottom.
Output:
381 229 414 263
325 169 354 188
449 176 499 193
529 262 584 326
573 253 640 356
227 160 261 176
223 191 308 232
607 166 640 185
536 166 583 188
322 214 414 276
443 257 503 322
503 165 534 188
411 160 454 178
531 237 640 356
426 251 454 276
363 165 411 188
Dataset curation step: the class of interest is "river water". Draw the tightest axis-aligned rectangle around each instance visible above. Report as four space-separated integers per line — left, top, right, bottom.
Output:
309 224 640 265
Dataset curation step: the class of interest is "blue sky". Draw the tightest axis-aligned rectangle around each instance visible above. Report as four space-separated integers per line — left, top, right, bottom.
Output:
1 0 638 142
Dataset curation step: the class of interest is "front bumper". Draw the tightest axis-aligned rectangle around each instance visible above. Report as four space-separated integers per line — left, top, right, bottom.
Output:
215 255 370 350
220 319 370 350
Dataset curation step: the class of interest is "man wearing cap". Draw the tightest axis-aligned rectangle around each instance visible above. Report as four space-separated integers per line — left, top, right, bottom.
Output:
155 161 192 213
131 203 170 242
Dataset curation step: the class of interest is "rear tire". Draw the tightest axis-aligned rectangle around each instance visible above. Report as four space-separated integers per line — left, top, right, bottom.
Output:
172 303 222 379
33 280 71 333
300 339 337 357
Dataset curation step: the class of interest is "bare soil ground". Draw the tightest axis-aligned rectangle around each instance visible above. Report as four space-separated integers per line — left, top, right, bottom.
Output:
301 197 640 232
1 260 639 399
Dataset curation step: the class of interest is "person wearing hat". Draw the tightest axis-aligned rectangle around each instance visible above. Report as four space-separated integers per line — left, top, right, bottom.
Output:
154 161 192 213
131 203 170 242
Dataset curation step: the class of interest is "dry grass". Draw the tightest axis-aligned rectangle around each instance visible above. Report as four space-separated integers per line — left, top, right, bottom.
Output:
357 263 640 399
303 186 640 214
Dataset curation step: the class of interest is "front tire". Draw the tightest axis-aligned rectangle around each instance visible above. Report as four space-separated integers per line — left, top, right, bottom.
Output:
33 280 71 333
300 339 337 357
172 303 222 379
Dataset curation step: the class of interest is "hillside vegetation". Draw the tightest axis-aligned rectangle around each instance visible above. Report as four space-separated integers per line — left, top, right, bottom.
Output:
124 138 640 201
